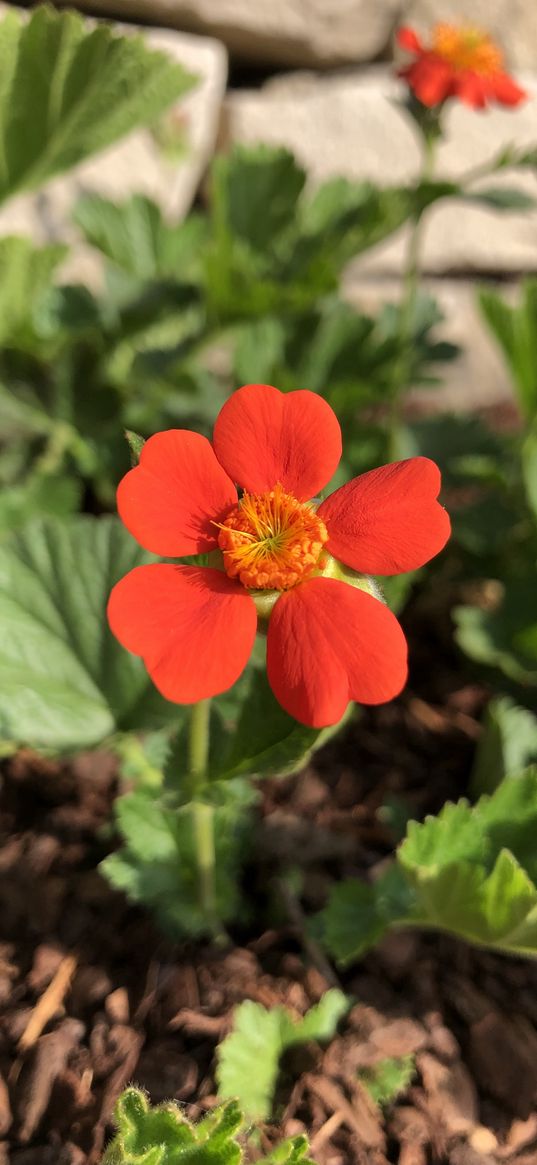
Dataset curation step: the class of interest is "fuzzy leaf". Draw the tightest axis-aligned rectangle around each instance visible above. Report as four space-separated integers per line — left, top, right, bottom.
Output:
0 5 194 204
102 1089 242 1164
217 991 348 1121
103 1088 315 1164
0 515 176 750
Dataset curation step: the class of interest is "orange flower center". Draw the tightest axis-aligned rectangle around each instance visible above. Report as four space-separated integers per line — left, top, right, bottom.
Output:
217 484 328 591
432 23 503 76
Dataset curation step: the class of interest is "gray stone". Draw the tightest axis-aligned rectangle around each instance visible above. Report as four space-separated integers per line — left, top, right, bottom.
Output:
403 0 537 74
343 276 516 411
226 68 537 275
51 0 400 68
0 8 227 285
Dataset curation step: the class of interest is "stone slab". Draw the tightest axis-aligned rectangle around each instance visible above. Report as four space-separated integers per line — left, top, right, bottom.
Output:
343 276 516 412
226 68 537 275
49 0 400 68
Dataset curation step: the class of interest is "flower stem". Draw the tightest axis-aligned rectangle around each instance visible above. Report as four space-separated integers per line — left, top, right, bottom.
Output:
387 132 437 460
187 699 218 934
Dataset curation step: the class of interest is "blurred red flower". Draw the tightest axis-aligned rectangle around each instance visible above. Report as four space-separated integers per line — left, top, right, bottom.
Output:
108 384 450 727
397 24 526 110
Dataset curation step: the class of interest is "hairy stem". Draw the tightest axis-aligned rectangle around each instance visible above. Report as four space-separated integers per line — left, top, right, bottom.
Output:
187 699 218 933
388 132 437 460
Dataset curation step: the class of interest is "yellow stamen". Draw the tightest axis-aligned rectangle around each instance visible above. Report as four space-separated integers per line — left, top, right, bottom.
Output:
432 23 503 76
217 483 328 591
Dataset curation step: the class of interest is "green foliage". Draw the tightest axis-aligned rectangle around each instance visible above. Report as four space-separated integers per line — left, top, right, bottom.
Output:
471 697 537 796
455 575 537 689
0 515 177 750
479 281 537 421
360 1055 416 1107
0 5 194 206
217 991 349 1121
0 237 67 345
320 770 537 963
212 669 345 782
101 777 256 938
74 194 208 282
103 1089 314 1165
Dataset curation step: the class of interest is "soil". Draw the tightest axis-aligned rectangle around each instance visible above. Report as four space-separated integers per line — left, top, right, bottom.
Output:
1 593 537 1165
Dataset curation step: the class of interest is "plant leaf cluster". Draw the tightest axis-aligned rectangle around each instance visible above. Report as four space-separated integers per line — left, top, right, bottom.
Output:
102 1088 315 1165
320 768 537 964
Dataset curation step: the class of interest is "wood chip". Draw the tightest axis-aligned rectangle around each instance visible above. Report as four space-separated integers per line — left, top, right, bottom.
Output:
18 954 77 1054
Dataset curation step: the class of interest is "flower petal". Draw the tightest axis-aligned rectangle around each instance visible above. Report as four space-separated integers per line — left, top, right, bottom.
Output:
318 456 450 576
117 430 237 556
213 383 342 501
405 55 453 106
397 25 423 54
267 578 408 727
455 71 488 109
108 564 257 703
491 72 527 106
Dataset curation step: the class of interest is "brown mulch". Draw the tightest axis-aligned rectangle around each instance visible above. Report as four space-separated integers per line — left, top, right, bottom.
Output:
1 602 537 1165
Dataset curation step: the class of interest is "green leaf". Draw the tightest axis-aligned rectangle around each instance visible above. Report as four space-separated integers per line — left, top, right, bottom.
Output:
455 578 537 688
102 1089 242 1165
0 515 176 750
74 194 208 281
214 668 345 782
0 236 66 345
101 779 256 938
471 696 537 796
0 473 81 535
217 990 348 1121
360 1055 416 1107
522 427 537 519
125 429 146 466
466 187 537 212
320 770 537 962
479 282 537 419
211 145 306 253
0 5 195 204
103 1088 315 1165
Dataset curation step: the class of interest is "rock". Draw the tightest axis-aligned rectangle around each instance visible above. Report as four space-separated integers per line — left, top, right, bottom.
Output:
404 0 537 74
343 277 517 411
226 68 537 276
0 5 227 285
51 0 400 68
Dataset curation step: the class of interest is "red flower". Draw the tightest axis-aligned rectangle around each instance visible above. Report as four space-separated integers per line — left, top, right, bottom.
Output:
108 385 450 727
397 24 526 110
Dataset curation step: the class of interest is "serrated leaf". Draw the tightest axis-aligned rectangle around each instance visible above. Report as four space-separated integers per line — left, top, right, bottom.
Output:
211 145 306 253
321 771 537 962
471 697 537 796
102 1089 242 1165
103 1088 315 1164
360 1055 415 1107
0 5 194 204
101 779 256 938
0 515 176 750
217 991 348 1121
